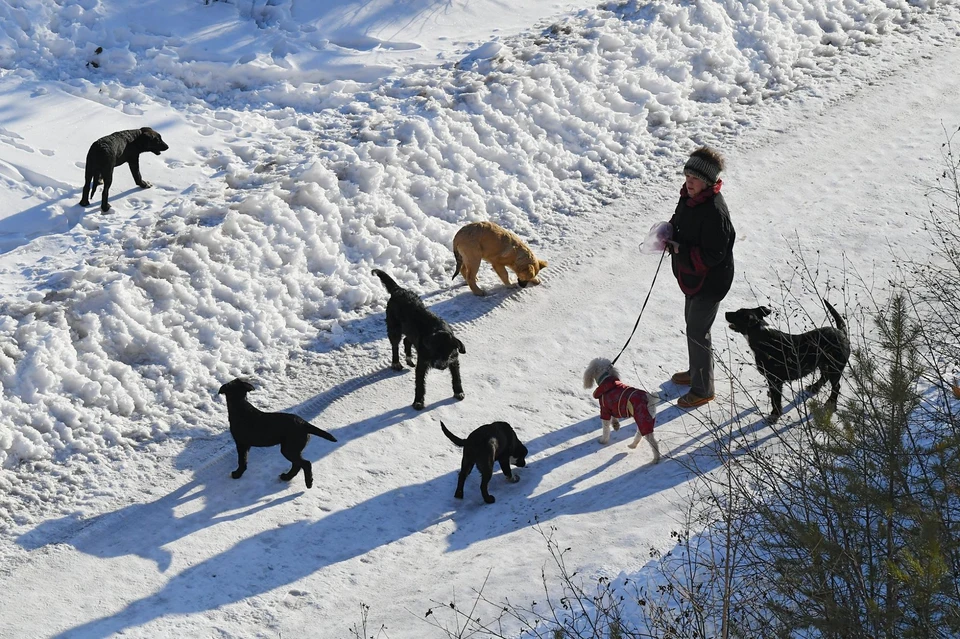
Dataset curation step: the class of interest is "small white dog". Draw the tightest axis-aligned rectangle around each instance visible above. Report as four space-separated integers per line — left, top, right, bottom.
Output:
583 357 661 462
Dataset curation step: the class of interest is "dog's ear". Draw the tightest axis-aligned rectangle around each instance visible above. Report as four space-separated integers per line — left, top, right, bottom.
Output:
456 339 466 354
515 441 529 466
583 362 597 389
538 259 548 270
759 306 772 317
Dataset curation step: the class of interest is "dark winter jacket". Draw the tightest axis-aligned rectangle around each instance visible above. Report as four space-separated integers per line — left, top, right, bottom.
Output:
669 184 736 300
592 377 656 436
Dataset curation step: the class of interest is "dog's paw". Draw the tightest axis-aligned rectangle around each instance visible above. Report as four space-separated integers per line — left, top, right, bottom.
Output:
231 469 244 479
100 203 112 213
627 442 639 449
405 357 415 367
79 198 89 207
484 494 496 504
454 392 465 401
765 413 781 425
413 400 425 410
651 453 661 464
508 475 520 483
454 490 464 499
139 180 153 189
598 437 610 445
611 419 620 431
391 362 403 372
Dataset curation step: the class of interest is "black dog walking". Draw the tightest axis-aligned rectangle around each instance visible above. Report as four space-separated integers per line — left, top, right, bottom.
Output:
79 127 169 212
441 421 528 504
372 269 466 410
725 299 850 422
218 378 337 488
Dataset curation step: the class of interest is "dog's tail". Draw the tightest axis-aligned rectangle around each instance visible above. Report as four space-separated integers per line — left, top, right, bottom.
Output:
822 299 847 334
645 391 660 419
372 268 401 295
451 247 463 281
88 169 101 198
440 421 466 447
297 416 337 442
307 424 337 442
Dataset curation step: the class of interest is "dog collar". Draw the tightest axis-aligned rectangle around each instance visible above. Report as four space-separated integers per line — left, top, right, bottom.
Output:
596 371 612 385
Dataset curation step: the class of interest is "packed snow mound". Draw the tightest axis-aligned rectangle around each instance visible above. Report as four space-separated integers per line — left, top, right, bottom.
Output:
0 0 939 110
0 0 951 511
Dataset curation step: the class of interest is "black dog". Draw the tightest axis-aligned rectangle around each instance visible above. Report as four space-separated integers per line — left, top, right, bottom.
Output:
79 127 169 212
726 299 851 422
441 421 528 504
218 378 337 488
372 269 466 410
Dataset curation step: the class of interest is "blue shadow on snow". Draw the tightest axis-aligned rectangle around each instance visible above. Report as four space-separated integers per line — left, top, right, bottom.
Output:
40 400 787 638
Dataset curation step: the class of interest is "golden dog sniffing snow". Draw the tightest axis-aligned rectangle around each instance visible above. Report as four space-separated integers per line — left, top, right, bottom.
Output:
451 221 548 296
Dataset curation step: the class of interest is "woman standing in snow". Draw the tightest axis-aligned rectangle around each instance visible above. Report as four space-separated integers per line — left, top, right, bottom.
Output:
665 147 736 408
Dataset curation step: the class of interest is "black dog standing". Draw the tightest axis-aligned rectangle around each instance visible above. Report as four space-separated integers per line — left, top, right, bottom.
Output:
372 269 466 410
725 299 850 422
441 421 528 504
218 379 337 488
79 127 169 212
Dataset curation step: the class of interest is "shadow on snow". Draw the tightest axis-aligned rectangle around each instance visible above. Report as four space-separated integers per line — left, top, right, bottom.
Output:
27 397 792 638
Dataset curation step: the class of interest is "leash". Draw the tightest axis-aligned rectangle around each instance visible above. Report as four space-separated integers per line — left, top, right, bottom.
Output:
610 245 668 366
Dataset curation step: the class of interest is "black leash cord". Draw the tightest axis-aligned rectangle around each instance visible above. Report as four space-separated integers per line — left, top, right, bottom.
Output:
610 245 668 366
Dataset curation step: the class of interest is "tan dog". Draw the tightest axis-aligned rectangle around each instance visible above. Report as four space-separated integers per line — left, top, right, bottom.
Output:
451 221 548 296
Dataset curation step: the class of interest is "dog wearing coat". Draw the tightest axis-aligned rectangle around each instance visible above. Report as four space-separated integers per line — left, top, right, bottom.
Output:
583 358 661 462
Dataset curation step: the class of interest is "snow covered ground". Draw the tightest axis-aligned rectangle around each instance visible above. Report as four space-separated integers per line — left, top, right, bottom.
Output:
1 0 959 636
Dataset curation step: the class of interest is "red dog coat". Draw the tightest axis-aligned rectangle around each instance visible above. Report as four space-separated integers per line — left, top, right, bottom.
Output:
593 377 655 436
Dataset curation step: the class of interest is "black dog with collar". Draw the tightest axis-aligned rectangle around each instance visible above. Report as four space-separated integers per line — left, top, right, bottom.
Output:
726 299 850 422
